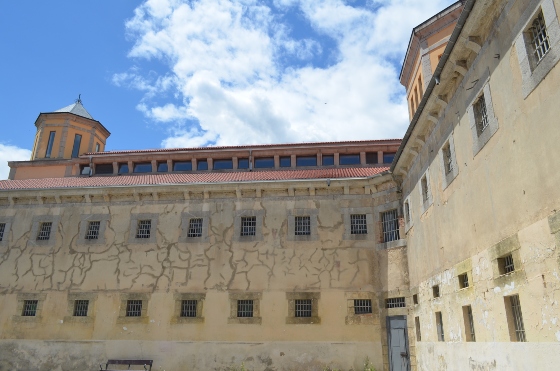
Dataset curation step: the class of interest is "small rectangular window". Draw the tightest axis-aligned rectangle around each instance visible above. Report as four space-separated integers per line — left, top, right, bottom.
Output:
433 285 440 298
126 300 142 317
187 218 203 238
385 297 406 308
133 163 152 173
322 155 334 166
197 160 208 170
354 299 372 314
37 222 52 241
71 134 82 158
95 163 113 175
136 220 151 239
463 305 476 342
237 300 254 318
295 299 312 317
254 157 274 168
95 143 100 152
506 295 526 342
157 162 168 172
381 209 400 242
45 131 56 158
421 175 429 203
442 142 453 175
22 300 38 316
296 156 317 167
530 12 550 63
294 216 311 236
383 152 396 164
436 311 445 341
118 163 129 174
415 316 421 341
238 158 249 169
413 294 418 305
279 156 291 167
404 201 411 224
213 159 233 170
458 273 469 289
240 217 256 236
0 223 5 241
173 161 192 171
339 154 360 165
85 221 101 240
474 95 489 135
498 254 515 275
365 152 378 164
181 300 197 317
73 300 89 317
350 214 367 235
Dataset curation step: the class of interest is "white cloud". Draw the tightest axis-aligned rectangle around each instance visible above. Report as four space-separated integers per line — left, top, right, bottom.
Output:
0 144 32 180
118 0 454 148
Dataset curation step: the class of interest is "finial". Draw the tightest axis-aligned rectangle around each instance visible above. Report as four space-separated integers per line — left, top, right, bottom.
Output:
76 94 82 104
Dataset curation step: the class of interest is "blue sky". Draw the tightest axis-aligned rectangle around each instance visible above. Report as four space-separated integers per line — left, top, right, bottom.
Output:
0 0 454 179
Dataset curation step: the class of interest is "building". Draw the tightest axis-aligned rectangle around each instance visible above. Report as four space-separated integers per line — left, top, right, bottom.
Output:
1 0 560 370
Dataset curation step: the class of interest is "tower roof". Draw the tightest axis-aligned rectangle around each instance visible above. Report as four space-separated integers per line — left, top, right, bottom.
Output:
53 98 93 120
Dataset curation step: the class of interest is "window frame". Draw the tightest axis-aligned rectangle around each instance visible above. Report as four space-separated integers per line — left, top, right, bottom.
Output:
172 293 205 324
29 215 60 248
13 293 46 323
345 292 375 325
71 134 82 158
233 210 264 242
64 292 97 324
77 214 110 248
286 292 320 325
228 292 262 325
117 293 150 324
467 81 499 155
180 212 210 243
287 209 318 242
440 134 459 189
381 209 401 243
128 213 158 245
462 305 476 342
0 216 13 248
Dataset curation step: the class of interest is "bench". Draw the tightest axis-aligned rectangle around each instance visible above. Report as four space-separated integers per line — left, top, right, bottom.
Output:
100 359 153 371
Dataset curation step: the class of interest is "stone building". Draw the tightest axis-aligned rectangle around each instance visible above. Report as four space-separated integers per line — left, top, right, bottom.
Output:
1 0 560 370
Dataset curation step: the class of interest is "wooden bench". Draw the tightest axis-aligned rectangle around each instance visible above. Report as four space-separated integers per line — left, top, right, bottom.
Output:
100 359 153 371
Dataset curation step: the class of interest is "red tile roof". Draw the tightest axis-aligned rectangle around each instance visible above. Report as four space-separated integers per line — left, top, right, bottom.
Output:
0 166 389 190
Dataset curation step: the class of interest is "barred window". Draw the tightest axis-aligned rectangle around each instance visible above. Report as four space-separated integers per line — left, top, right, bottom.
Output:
385 297 406 309
36 222 52 241
126 300 142 317
85 221 100 240
22 300 38 316
237 300 254 318
295 299 312 317
509 295 526 342
498 254 515 275
187 218 203 238
350 214 367 235
442 142 453 175
0 223 5 241
415 316 422 341
530 12 550 63
136 220 151 239
421 175 429 203
240 216 256 236
404 202 410 224
181 300 197 318
459 273 469 289
73 300 89 317
436 311 445 341
473 95 489 135
381 209 400 242
354 299 372 314
294 216 311 236
464 305 476 342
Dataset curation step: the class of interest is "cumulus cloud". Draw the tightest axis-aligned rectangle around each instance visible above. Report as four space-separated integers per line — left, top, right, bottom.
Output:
0 144 32 180
117 0 454 148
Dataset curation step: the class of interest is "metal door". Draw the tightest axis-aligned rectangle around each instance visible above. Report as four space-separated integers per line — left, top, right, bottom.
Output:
387 316 411 371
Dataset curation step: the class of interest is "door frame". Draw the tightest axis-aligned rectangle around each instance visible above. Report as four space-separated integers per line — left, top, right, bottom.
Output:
386 315 411 371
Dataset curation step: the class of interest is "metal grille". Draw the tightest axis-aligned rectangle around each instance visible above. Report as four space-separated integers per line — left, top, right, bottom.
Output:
136 220 151 239
85 221 100 240
240 217 256 236
0 223 5 241
385 297 406 309
503 254 515 274
436 311 445 341
73 300 89 316
474 95 489 134
466 305 476 341
237 300 254 317
294 216 311 236
126 300 143 317
460 273 469 288
181 300 197 317
354 299 372 314
295 299 312 317
443 144 453 174
36 222 52 241
381 209 400 242
22 300 38 316
531 12 550 63
510 295 526 342
350 214 367 235
187 218 203 238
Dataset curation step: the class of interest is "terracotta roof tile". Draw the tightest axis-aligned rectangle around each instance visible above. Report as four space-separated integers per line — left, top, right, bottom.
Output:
0 167 389 191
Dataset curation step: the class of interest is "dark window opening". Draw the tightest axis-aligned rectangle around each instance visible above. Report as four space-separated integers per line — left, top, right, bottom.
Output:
354 299 372 314
22 300 38 316
507 295 526 342
95 143 100 152
383 152 396 164
157 162 168 172
213 159 233 170
136 220 151 239
350 214 367 235
241 216 256 236
339 154 360 165
436 311 444 341
238 158 249 169
237 300 254 317
95 164 113 175
85 221 100 240
133 163 152 173
187 218 203 238
498 254 515 275
173 161 192 171
463 305 476 342
415 317 421 341
181 300 197 317
296 156 317 167
322 155 334 166
71 134 82 158
126 300 142 317
366 152 378 164
74 300 89 317
118 163 129 174
294 216 311 236
381 209 400 242
45 131 56 158
280 156 291 167
254 157 274 168
413 294 418 305
0 223 5 242
37 222 52 241
433 285 440 298
385 297 406 308
197 160 208 171
459 273 469 289
295 299 312 317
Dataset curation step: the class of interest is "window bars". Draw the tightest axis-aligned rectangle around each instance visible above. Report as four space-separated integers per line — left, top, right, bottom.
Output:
354 299 372 314
36 222 52 241
295 216 311 236
73 300 89 317
237 300 254 318
85 221 100 240
531 12 550 63
443 143 453 174
503 254 515 274
510 295 526 342
466 305 476 341
381 209 400 243
240 216 256 236
136 220 151 239
22 300 38 316
474 95 489 135
0 223 5 241
436 311 445 341
350 214 368 235
295 299 312 317
385 297 406 309
187 218 203 238
126 300 143 317
181 300 197 317
459 273 469 289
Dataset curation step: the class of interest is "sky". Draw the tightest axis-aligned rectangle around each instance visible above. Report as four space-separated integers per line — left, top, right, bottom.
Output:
0 0 455 179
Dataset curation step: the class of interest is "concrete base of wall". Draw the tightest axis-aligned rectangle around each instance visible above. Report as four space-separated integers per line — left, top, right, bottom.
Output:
416 342 560 371
0 340 382 371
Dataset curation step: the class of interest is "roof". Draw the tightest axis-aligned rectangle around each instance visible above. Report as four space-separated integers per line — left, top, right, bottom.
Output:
0 166 389 191
53 100 94 120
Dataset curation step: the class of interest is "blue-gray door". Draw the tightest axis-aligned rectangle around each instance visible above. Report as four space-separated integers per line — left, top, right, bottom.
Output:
387 316 410 371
